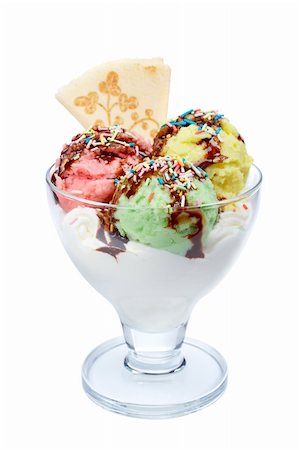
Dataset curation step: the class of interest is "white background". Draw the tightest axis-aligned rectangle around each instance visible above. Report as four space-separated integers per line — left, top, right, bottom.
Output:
2 0 299 449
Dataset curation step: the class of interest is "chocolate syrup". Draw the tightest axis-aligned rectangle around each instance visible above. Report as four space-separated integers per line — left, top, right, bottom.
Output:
123 172 154 199
96 224 128 248
152 123 181 155
152 111 227 172
185 211 205 259
96 246 125 260
95 212 128 261
168 209 205 259
197 142 227 169
57 126 150 178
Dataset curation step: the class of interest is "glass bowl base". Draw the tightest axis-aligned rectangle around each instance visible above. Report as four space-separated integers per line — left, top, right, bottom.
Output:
82 337 227 419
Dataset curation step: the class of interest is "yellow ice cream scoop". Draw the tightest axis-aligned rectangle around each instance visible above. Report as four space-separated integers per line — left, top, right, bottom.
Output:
152 109 253 199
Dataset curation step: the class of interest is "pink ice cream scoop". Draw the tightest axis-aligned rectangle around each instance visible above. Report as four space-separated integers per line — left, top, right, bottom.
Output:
54 125 152 211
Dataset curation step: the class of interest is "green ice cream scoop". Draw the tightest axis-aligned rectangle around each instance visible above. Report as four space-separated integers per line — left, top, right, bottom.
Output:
111 156 218 257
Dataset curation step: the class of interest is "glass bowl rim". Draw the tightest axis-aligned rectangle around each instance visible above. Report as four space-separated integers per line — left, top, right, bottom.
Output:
46 163 262 210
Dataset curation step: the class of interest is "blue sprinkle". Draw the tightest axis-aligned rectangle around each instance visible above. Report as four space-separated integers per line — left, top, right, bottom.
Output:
170 121 187 126
214 114 224 120
85 137 92 143
130 169 135 173
198 124 203 131
197 166 209 177
114 179 119 184
157 177 165 185
180 109 194 118
215 127 222 134
184 119 197 125
182 157 186 162
171 175 177 180
129 142 135 147
149 160 155 165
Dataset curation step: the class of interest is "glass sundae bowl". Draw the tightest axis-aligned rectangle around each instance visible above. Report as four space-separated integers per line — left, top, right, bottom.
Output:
46 163 262 419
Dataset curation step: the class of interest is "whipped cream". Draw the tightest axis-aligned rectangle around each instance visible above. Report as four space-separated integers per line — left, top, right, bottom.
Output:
57 203 252 332
62 207 101 250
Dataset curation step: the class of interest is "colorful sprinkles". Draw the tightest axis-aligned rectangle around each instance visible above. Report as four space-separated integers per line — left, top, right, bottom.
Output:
153 108 228 173
115 155 209 207
148 192 155 203
180 109 194 118
58 124 149 173
70 124 141 151
184 118 197 125
160 109 224 138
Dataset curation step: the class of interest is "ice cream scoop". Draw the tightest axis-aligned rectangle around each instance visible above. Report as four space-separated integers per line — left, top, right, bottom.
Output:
111 156 218 257
152 109 253 199
54 124 152 211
